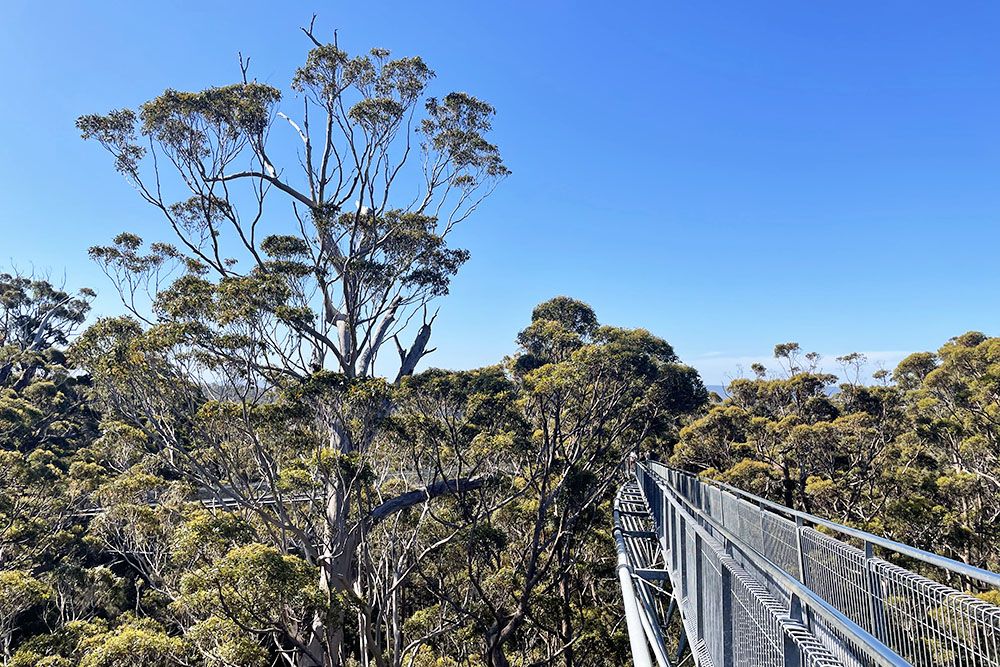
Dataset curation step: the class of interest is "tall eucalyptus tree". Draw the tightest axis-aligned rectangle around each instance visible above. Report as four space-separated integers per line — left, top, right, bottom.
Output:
77 20 507 667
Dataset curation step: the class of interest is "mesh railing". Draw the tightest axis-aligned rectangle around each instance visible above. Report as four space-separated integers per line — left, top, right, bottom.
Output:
633 466 865 667
627 461 1000 667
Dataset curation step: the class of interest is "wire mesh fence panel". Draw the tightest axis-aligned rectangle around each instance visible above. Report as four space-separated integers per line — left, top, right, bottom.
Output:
762 512 801 581
701 545 727 667
627 469 856 667
809 611 880 667
800 528 873 633
873 558 1000 667
684 519 701 641
729 568 785 667
722 492 766 554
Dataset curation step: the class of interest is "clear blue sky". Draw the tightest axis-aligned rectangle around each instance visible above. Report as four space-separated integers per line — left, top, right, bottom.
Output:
2 1 999 384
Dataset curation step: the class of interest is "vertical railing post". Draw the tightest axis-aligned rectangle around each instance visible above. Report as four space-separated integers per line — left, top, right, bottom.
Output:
720 564 734 667
694 533 705 641
670 505 678 573
865 540 887 641
794 516 807 583
758 500 767 554
662 490 670 555
793 516 813 630
679 514 688 599
718 487 727 534
784 594 803 667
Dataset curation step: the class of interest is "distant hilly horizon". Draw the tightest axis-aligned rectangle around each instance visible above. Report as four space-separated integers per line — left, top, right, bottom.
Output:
705 383 840 399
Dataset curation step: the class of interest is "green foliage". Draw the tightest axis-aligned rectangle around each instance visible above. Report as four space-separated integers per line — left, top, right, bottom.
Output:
0 570 48 629
51 28 1000 659
0 273 96 457
674 334 1000 574
79 24 508 389
175 543 326 631
170 510 257 569
393 298 711 665
21 265 1000 666
186 616 267 667
70 30 513 664
10 619 108 667
530 296 599 338
421 93 508 177
77 616 188 667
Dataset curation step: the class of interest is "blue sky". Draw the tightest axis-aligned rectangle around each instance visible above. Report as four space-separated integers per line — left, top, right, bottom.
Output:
2 1 999 384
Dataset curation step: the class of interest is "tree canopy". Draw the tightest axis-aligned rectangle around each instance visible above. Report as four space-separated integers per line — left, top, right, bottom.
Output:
673 335 1000 576
2 15 998 667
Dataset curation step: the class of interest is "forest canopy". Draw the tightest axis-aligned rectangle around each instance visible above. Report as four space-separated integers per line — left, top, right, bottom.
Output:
1 267 707 666
4 23 711 667
2 18 999 667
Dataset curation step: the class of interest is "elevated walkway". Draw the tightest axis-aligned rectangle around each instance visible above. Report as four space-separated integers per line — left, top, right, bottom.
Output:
614 462 1000 667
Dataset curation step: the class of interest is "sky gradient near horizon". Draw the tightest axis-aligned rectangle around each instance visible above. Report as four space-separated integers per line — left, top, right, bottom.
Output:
2 1 999 384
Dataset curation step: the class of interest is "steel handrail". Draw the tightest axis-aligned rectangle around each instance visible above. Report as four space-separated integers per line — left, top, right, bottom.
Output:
648 461 1000 589
642 463 911 667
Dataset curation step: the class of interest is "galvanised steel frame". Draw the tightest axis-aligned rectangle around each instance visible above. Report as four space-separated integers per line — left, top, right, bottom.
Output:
613 462 1000 667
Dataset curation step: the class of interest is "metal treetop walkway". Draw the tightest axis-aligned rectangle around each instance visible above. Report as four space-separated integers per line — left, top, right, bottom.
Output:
614 462 1000 667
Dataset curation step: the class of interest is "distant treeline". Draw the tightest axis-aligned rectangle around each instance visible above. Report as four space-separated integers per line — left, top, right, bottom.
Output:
674 337 1000 586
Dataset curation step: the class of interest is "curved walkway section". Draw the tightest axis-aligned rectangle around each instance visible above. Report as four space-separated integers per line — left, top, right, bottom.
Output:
614 462 1000 667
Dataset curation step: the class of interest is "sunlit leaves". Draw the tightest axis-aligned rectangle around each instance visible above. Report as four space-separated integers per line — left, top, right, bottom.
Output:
260 234 310 259
76 615 187 667
186 616 267 667
421 93 508 177
75 109 146 175
139 83 281 153
0 570 48 636
175 543 326 631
